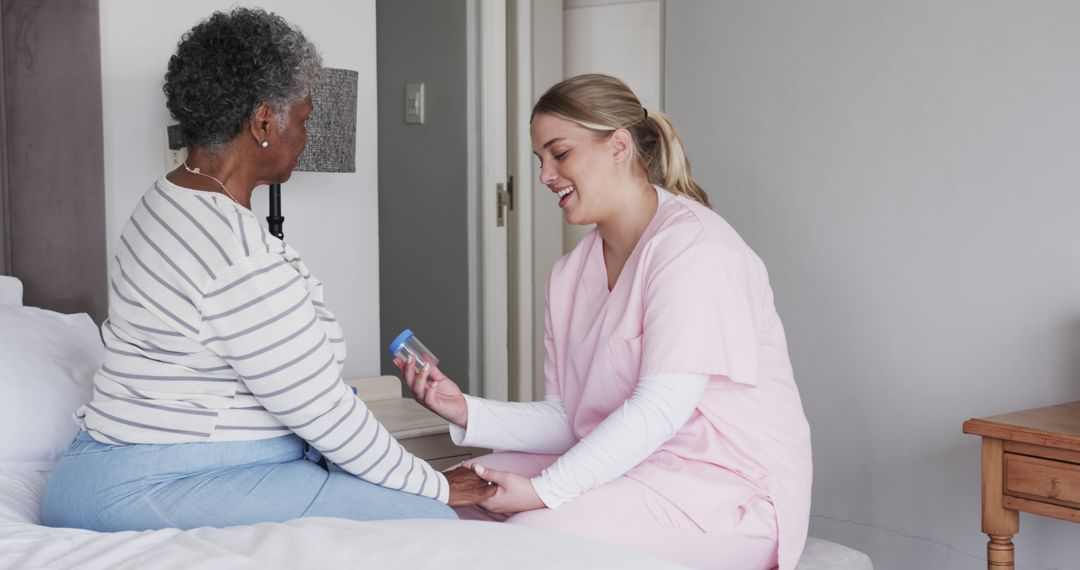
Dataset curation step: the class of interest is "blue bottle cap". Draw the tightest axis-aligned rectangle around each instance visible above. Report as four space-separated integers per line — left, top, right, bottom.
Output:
388 328 415 356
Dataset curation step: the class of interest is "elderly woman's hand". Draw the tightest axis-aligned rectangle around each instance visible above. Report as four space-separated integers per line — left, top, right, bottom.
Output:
444 466 497 507
462 462 546 515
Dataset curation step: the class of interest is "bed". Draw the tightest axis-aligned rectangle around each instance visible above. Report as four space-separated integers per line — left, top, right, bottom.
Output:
0 270 876 569
0 275 684 570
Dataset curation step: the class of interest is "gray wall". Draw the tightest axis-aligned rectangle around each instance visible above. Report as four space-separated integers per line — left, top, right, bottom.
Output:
666 2 1080 569
377 0 471 388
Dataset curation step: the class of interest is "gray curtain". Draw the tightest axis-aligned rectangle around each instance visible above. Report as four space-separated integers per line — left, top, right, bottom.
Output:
0 0 107 322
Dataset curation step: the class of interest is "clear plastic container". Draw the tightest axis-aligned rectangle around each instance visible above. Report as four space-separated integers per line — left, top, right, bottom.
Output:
388 329 439 373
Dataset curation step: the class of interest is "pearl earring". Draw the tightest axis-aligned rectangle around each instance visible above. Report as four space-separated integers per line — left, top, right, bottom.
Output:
261 141 269 148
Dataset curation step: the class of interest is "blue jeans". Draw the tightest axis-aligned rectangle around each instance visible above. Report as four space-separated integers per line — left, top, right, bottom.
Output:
42 431 455 531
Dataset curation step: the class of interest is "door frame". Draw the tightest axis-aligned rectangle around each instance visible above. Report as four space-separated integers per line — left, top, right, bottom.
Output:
470 0 510 401
523 0 565 400
508 0 535 402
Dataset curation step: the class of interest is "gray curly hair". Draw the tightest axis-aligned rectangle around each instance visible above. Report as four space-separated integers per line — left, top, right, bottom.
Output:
164 7 322 151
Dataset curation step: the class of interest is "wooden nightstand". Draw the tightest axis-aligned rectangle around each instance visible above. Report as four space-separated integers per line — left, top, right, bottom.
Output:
344 376 489 471
963 401 1080 570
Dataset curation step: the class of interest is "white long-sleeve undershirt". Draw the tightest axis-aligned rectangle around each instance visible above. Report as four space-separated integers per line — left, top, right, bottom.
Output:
449 394 578 455
449 372 709 509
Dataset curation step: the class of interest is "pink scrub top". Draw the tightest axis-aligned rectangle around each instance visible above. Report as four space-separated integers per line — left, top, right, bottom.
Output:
544 191 812 570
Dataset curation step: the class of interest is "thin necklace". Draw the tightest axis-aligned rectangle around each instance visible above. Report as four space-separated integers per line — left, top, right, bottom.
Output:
183 162 244 208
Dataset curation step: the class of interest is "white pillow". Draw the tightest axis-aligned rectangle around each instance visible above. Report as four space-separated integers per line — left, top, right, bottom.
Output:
0 276 22 306
0 305 103 471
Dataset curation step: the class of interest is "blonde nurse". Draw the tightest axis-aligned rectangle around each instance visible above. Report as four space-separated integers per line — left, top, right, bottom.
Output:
399 74 812 570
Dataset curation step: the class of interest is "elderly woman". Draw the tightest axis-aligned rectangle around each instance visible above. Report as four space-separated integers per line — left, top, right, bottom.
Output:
41 8 491 532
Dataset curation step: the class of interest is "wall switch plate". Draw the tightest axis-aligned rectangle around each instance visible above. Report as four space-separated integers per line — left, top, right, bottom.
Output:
405 82 425 124
165 147 188 171
165 124 188 170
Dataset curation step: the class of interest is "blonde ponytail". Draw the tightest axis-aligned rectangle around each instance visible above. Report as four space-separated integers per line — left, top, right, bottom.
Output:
532 74 710 208
642 110 710 208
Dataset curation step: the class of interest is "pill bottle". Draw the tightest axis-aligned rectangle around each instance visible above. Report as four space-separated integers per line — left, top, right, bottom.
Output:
388 329 439 372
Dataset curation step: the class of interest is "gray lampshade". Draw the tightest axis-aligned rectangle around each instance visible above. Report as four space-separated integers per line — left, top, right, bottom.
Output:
295 67 358 173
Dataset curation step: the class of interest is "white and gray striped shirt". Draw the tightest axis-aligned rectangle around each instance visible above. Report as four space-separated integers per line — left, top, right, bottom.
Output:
78 177 449 503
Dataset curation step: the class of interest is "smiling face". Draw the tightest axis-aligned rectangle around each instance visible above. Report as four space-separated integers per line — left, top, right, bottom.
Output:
531 113 626 226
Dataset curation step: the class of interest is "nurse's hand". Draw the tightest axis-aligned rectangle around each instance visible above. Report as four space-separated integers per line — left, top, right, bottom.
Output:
463 462 546 515
396 356 468 428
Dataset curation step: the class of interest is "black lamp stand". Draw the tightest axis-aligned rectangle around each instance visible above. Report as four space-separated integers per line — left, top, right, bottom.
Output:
267 183 285 239
265 68 357 241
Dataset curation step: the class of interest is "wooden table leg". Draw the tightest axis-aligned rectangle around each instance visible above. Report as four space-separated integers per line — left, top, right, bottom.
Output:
981 438 1019 569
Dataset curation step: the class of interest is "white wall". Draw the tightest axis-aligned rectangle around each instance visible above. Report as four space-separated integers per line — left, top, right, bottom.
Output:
561 0 663 253
666 2 1080 569
99 1 381 378
563 0 662 111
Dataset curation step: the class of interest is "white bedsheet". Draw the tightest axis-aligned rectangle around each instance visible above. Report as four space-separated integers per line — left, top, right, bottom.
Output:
0 517 684 569
0 283 685 570
0 470 48 525
0 467 684 570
